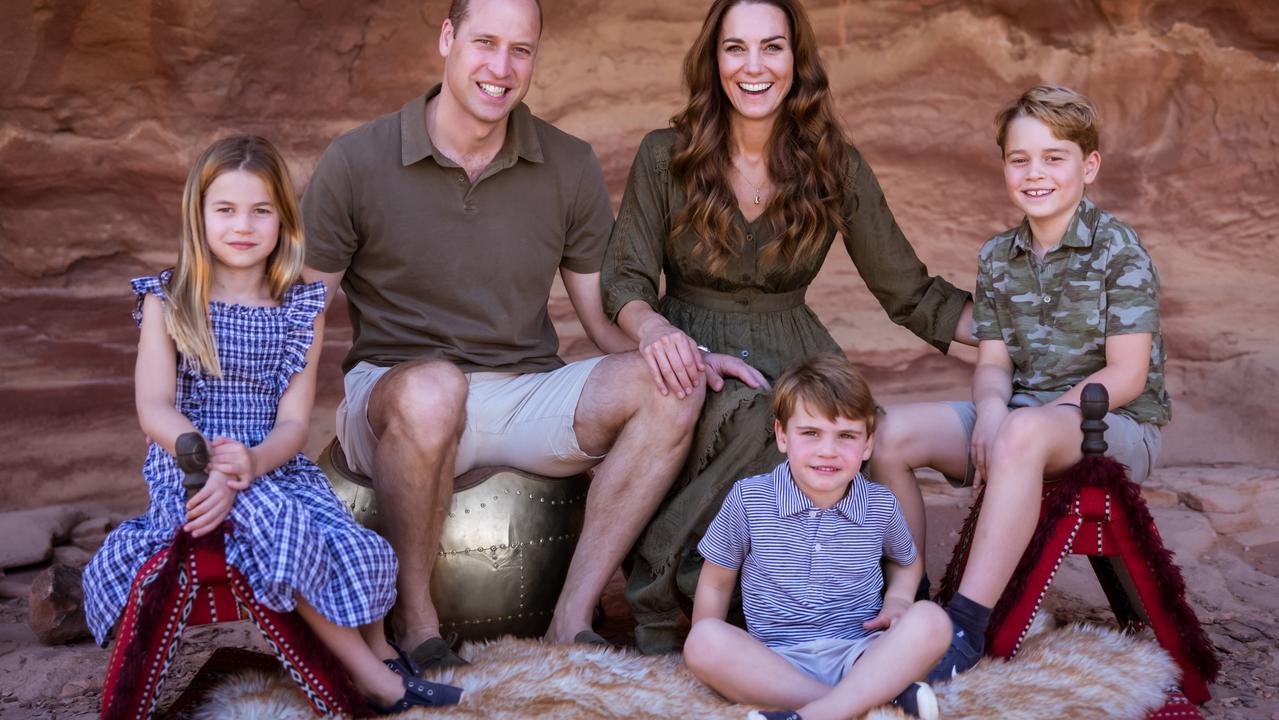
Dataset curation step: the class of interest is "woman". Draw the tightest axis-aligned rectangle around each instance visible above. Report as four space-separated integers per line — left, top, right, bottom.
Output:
602 0 974 654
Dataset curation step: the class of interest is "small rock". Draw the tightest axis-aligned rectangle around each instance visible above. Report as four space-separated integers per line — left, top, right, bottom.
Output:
0 507 87 569
1204 510 1261 536
1138 485 1180 509
71 516 113 552
1179 485 1249 514
1236 527 1279 549
59 676 102 698
1220 619 1262 644
52 545 93 570
1149 508 1217 559
28 564 90 645
0 577 30 599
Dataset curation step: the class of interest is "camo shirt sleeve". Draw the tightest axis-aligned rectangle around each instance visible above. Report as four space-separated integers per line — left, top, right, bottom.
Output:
1102 226 1160 336
972 239 1006 342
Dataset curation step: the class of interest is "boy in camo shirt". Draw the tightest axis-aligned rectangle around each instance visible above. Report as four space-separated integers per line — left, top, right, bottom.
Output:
866 85 1170 681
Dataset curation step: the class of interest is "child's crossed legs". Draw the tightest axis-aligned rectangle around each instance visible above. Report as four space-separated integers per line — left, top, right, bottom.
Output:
683 602 949 720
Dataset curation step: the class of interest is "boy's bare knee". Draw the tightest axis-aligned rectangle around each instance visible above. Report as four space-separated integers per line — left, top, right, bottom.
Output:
870 409 916 464
911 600 952 638
683 618 726 671
990 409 1052 464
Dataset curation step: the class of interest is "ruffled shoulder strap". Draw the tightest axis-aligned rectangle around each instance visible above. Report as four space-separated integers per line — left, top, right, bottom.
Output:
130 269 172 328
284 280 326 321
276 281 327 392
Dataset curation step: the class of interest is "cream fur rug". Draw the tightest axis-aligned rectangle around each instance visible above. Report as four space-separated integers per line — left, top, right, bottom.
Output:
194 613 1176 719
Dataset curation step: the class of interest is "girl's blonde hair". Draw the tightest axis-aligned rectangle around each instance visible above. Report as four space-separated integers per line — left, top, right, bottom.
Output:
165 135 305 376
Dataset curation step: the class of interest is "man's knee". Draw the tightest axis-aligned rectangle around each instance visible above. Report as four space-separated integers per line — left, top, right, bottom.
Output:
369 360 468 440
614 351 707 427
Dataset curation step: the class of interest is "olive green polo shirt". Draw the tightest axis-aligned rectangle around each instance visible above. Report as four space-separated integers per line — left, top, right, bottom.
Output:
303 84 614 374
973 197 1170 425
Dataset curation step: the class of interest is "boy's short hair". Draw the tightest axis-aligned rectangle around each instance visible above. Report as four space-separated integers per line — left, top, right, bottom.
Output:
772 354 877 433
995 85 1100 157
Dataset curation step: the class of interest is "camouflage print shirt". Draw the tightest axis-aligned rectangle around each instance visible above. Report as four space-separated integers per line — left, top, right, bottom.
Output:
973 197 1170 425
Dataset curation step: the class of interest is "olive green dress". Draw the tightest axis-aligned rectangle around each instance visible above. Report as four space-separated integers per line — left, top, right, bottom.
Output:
602 129 969 653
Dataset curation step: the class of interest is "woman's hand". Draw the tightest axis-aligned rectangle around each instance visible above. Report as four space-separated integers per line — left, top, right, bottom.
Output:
184 470 240 538
969 403 1009 489
636 315 705 399
703 353 770 393
209 437 256 491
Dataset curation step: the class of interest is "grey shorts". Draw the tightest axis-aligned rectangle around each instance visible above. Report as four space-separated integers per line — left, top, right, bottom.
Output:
338 357 607 479
944 395 1163 487
771 633 883 686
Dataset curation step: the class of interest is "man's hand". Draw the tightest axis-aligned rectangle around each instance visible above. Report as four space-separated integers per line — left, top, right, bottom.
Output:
209 437 256 490
703 353 770 393
184 470 240 538
863 596 913 631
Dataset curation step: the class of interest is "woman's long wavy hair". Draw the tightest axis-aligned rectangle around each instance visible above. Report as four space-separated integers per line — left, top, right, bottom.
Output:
671 0 848 274
165 135 305 376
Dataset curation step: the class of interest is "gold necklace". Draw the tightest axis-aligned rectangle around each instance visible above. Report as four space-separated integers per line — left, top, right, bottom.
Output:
732 163 769 205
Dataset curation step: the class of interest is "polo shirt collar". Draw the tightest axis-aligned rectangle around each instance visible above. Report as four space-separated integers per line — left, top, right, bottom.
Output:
399 83 545 168
1009 196 1099 258
772 462 868 525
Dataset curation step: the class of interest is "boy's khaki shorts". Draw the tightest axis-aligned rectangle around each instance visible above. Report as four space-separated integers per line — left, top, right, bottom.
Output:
337 357 606 480
944 394 1163 487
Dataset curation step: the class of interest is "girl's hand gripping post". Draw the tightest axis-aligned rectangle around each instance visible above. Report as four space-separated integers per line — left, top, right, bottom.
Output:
175 432 210 500
177 432 239 538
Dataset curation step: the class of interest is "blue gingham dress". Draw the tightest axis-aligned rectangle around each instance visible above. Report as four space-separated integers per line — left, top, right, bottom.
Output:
83 271 397 646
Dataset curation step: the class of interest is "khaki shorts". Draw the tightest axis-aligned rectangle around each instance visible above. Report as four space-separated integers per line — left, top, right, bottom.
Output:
338 357 607 479
772 633 883 686
944 395 1163 487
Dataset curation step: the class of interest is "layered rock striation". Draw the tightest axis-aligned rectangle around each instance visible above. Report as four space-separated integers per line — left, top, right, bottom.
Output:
2 0 1276 512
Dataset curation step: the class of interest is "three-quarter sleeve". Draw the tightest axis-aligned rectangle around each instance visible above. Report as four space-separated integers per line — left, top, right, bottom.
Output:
841 148 970 353
601 131 672 321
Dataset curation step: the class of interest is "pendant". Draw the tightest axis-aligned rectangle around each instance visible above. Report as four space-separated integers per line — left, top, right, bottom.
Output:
754 192 760 205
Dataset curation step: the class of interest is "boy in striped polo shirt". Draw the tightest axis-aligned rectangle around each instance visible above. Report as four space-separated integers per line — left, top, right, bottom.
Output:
684 354 951 720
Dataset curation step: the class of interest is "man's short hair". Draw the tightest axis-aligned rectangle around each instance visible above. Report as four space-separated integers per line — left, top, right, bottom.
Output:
995 85 1100 157
772 354 877 433
448 0 544 33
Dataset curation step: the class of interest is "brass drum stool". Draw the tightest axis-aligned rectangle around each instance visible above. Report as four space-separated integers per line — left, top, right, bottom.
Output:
318 438 589 642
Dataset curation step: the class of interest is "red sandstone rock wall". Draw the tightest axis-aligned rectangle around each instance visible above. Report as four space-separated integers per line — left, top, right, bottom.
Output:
2 1 1276 511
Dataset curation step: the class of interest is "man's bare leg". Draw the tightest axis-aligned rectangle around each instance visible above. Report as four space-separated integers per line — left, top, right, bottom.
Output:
868 403 972 564
367 359 468 651
543 352 704 642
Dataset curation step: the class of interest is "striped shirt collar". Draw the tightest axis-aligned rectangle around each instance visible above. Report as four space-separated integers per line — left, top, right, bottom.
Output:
772 462 868 525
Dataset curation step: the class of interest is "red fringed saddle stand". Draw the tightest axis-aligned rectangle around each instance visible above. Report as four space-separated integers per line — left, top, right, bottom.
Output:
937 385 1219 717
99 523 368 719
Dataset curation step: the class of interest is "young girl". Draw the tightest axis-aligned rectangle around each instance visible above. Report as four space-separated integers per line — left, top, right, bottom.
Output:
81 135 461 713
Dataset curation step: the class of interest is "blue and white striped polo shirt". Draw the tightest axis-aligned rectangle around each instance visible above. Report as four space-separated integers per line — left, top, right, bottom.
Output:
697 461 916 648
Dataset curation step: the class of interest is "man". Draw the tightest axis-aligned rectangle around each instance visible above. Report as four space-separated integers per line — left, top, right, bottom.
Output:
302 0 740 669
